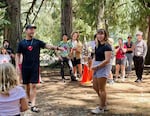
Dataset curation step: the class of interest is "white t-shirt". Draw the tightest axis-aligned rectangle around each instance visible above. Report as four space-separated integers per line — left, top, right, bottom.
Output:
0 86 26 116
72 40 77 57
0 54 11 64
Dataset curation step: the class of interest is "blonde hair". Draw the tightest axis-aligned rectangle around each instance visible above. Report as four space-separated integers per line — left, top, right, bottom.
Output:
0 63 18 96
107 38 114 46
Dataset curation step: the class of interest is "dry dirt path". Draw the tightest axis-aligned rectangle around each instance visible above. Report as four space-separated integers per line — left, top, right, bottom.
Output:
23 70 150 116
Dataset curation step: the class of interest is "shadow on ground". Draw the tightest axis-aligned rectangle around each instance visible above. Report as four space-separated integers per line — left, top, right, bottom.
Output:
22 70 150 116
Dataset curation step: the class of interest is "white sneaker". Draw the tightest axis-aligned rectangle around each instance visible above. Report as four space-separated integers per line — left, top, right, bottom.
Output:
91 107 104 114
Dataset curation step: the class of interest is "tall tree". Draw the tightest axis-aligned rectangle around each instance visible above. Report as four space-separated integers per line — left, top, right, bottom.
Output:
4 0 21 51
97 0 105 30
145 16 150 65
61 0 72 38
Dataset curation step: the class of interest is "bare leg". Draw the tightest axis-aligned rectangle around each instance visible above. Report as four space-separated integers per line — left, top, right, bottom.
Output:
25 84 31 102
93 77 100 97
77 64 83 77
121 65 126 80
73 66 77 77
97 78 107 108
30 84 37 106
115 64 120 79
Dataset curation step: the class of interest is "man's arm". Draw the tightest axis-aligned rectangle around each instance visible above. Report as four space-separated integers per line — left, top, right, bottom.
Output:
45 44 64 51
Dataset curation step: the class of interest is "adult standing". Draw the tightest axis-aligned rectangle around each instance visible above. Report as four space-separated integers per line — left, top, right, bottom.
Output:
16 24 64 112
91 29 112 114
125 35 134 76
57 34 77 81
133 31 147 83
115 38 127 82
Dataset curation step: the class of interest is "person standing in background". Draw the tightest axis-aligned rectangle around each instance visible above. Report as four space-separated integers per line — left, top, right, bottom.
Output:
57 34 77 81
3 40 15 65
133 31 147 83
125 35 134 77
70 32 83 79
0 47 11 63
115 38 127 82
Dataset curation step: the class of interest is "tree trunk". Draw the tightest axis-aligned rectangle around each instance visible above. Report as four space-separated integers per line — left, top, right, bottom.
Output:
145 16 150 65
61 0 72 39
97 0 105 30
4 0 21 52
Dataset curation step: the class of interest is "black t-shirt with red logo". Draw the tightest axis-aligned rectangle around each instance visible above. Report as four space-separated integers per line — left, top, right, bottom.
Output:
17 38 46 69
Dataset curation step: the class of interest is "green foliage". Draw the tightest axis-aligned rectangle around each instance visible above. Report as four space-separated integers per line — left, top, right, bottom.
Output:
0 0 150 47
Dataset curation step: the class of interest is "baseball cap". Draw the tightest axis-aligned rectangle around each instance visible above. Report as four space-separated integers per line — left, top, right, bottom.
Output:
136 31 143 36
25 24 37 30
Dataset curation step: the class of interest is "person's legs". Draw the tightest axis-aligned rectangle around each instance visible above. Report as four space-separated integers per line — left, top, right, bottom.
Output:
138 57 144 80
126 54 129 72
60 58 65 79
77 63 82 77
97 78 107 108
115 64 120 79
25 84 31 102
93 77 100 97
30 84 37 106
128 54 133 72
133 56 144 82
121 65 125 81
133 56 140 80
66 58 73 75
30 68 40 112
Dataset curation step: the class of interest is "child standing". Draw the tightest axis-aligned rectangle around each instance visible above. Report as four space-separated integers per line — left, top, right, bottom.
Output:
0 63 28 116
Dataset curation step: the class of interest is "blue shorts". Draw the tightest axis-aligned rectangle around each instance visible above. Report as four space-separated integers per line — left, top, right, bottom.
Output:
92 61 111 78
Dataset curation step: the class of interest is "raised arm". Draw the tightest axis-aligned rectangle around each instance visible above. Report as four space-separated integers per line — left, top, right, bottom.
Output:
45 44 64 51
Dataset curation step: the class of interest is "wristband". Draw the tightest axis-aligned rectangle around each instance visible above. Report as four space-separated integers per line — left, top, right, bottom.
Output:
57 47 59 50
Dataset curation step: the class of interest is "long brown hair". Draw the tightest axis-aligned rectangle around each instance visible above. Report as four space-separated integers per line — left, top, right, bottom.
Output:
71 31 80 42
96 29 108 47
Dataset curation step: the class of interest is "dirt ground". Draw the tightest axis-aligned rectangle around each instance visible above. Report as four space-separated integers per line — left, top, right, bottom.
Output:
22 70 150 116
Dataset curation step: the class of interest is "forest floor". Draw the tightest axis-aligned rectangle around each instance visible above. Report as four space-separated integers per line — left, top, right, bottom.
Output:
22 69 150 116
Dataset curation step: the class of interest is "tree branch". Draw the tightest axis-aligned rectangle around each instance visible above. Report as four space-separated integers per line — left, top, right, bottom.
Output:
23 0 37 28
32 0 45 24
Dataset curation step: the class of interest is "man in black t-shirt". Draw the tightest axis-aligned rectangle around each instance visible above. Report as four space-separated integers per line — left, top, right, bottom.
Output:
16 24 64 113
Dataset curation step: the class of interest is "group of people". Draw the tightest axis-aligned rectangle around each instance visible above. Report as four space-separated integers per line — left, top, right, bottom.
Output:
113 31 147 83
0 24 148 115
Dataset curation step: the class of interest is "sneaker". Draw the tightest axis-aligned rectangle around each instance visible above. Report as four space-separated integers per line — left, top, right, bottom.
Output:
28 101 32 107
91 107 104 114
135 79 142 83
107 79 114 84
121 78 125 82
71 76 78 81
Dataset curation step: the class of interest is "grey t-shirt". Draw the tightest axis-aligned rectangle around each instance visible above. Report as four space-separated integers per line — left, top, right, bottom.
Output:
133 39 147 58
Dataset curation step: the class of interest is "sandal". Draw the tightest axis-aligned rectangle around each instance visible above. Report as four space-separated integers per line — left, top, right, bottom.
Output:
31 106 40 113
28 102 32 107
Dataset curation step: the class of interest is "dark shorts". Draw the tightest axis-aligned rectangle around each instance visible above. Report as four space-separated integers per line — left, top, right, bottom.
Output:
22 67 39 84
116 58 126 65
72 58 81 66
